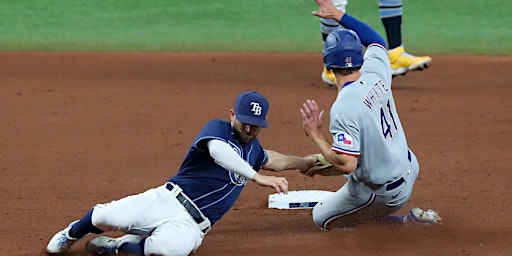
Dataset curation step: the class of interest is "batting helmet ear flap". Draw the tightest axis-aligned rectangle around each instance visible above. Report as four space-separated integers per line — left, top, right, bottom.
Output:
323 29 363 70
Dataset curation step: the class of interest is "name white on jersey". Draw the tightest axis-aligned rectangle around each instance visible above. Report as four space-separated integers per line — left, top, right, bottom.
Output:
362 80 389 110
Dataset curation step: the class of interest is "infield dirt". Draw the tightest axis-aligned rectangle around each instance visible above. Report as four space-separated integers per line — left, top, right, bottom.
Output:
1 52 511 256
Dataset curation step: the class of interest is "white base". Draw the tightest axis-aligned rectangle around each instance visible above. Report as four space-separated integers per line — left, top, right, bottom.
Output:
268 190 334 209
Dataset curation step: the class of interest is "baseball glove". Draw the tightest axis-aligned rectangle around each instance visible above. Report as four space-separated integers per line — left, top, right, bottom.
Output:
302 154 340 177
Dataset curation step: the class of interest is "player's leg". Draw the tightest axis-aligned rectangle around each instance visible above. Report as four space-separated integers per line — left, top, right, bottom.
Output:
86 184 205 255
312 175 381 230
46 208 107 253
47 187 162 254
141 220 204 256
85 222 204 256
319 0 347 86
384 151 442 225
379 0 431 76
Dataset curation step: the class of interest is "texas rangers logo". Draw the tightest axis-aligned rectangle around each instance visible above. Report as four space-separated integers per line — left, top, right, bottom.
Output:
250 102 262 115
335 132 353 147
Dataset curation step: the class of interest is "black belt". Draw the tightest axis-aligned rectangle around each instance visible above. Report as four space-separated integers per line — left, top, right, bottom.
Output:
385 150 411 191
385 177 405 191
166 183 209 233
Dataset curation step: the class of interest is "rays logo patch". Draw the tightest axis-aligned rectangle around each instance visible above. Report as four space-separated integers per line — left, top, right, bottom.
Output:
229 172 248 186
335 132 353 147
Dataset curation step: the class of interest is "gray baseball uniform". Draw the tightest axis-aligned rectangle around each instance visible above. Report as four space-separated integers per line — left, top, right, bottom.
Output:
312 44 420 229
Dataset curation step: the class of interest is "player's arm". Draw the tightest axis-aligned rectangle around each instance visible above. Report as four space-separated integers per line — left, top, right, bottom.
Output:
207 139 289 193
207 139 257 179
306 130 357 174
301 100 357 174
312 0 386 48
262 150 317 172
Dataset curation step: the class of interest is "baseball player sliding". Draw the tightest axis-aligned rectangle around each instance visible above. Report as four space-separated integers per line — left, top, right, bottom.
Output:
300 0 442 229
46 91 320 255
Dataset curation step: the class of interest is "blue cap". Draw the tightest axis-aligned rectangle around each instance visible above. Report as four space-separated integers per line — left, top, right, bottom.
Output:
234 91 269 128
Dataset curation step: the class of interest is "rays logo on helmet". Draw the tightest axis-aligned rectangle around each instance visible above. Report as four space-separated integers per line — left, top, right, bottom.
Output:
335 132 353 147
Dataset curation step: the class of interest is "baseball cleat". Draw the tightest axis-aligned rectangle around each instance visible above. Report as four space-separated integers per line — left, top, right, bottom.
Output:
388 46 431 76
86 234 142 255
408 207 443 224
321 66 337 86
46 220 80 254
391 65 408 77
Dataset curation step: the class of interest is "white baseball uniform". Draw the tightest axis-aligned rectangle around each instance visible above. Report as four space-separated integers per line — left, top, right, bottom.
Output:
312 43 419 230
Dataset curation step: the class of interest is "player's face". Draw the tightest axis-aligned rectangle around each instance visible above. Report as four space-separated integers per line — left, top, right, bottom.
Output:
231 117 261 144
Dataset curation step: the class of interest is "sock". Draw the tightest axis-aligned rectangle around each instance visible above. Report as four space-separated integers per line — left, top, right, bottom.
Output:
322 33 329 42
381 15 402 50
384 214 407 225
68 208 104 238
119 238 146 255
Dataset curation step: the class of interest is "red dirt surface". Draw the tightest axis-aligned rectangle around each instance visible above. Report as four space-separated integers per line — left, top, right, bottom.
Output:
1 52 511 256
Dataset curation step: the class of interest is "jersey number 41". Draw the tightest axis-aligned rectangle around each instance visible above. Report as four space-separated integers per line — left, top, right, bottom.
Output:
380 99 398 139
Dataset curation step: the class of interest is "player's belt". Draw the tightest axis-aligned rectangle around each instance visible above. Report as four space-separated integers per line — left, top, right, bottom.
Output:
383 150 413 190
166 183 211 234
385 177 405 191
366 150 412 191
366 174 405 192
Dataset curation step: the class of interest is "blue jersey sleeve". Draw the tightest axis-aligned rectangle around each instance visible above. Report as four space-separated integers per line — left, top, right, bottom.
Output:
339 14 386 48
194 119 232 151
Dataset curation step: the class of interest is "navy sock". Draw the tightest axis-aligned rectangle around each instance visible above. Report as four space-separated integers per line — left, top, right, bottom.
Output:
119 238 146 255
68 208 104 238
381 15 402 49
322 32 329 41
384 214 407 225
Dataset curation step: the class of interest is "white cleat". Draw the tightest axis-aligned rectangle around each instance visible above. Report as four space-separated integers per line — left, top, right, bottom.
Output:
47 220 80 254
408 207 443 224
86 234 142 255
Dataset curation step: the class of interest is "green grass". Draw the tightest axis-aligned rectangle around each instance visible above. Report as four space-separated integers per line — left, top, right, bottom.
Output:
0 0 510 54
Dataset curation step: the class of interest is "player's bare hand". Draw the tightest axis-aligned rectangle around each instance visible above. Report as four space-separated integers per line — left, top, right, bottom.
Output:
312 0 344 21
252 173 289 194
300 99 325 138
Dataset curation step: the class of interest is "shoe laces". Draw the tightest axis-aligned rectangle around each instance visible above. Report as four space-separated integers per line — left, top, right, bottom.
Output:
57 232 68 247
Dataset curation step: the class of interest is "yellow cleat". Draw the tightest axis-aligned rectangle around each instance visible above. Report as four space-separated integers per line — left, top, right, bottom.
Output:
321 67 336 86
388 46 432 76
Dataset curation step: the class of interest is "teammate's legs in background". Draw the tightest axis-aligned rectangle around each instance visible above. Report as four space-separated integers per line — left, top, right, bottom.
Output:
380 0 431 76
319 0 347 86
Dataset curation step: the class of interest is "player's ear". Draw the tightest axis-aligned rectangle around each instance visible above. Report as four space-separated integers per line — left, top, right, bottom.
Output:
229 109 236 121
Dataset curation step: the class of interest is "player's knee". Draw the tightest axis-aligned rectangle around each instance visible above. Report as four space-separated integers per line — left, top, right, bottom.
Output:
332 0 347 11
89 204 124 231
379 0 403 18
320 18 343 36
312 207 328 230
144 237 196 256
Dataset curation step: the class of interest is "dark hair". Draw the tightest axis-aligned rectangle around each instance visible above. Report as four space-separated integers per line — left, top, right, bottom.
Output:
332 66 361 76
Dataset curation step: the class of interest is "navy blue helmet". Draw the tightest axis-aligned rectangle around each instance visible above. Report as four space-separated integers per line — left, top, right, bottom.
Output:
323 29 363 70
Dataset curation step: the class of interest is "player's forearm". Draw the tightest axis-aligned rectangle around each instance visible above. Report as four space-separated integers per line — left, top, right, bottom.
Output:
309 131 356 174
264 150 317 172
207 139 257 179
339 14 386 47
